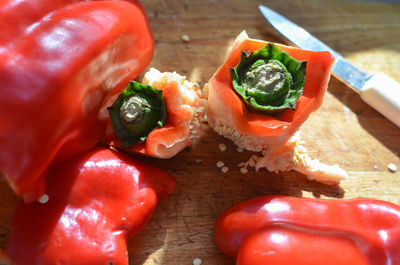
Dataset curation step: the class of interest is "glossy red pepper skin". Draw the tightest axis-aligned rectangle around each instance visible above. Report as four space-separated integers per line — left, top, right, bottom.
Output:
0 0 154 201
214 196 400 265
6 147 175 265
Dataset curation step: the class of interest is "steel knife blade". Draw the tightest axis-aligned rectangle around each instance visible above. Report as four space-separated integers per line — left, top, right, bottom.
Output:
259 5 400 128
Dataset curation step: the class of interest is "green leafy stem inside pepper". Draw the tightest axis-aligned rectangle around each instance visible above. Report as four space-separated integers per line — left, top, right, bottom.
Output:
230 43 307 113
108 81 167 147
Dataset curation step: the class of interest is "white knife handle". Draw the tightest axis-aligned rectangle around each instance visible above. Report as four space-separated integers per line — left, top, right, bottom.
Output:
360 73 400 128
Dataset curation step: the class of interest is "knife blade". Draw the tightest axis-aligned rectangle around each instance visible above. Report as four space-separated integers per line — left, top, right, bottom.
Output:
259 5 400 128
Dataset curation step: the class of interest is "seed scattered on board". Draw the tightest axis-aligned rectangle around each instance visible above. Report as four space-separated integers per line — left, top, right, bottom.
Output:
240 167 248 174
181 34 190 42
387 163 397 173
38 194 49 204
193 258 202 265
218 143 227 152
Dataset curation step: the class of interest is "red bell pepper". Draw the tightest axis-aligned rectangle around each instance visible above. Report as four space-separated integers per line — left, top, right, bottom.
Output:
206 31 334 151
214 196 400 265
6 147 175 265
0 0 154 201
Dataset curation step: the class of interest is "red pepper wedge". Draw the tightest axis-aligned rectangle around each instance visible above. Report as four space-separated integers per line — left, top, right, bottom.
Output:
6 147 175 265
214 196 400 265
0 0 154 201
207 31 334 150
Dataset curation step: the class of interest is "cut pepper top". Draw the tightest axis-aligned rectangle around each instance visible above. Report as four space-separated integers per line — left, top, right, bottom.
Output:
207 31 334 150
105 68 205 159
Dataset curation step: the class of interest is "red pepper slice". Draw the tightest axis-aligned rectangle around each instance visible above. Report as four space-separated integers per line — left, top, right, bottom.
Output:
207 31 334 148
0 0 154 201
6 147 175 265
214 196 400 265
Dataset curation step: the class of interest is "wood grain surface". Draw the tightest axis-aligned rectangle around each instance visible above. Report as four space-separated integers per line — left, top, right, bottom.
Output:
1 0 400 264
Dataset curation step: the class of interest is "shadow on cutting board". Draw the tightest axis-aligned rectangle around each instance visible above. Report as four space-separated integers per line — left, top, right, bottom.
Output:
125 126 345 265
327 77 400 158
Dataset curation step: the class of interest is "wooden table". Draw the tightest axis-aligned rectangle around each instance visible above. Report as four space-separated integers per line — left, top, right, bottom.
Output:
1 0 400 264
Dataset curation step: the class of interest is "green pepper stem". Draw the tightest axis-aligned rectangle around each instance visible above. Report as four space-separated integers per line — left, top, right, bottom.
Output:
120 95 147 124
231 43 306 114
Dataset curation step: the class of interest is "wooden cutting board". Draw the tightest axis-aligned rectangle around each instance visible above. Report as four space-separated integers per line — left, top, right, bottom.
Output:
1 0 400 264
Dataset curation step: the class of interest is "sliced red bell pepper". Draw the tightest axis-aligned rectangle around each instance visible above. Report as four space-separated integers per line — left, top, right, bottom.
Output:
6 147 175 265
214 196 400 265
207 31 334 149
0 0 154 201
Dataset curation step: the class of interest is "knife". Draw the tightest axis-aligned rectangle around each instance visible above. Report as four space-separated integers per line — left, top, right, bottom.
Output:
259 5 400 128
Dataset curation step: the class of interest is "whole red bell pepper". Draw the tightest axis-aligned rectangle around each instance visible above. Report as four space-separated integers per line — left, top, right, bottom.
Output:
214 196 400 265
0 0 154 201
6 147 175 265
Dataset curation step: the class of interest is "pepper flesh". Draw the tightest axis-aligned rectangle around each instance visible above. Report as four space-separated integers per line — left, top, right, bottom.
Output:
6 147 175 265
0 0 154 201
214 196 400 265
